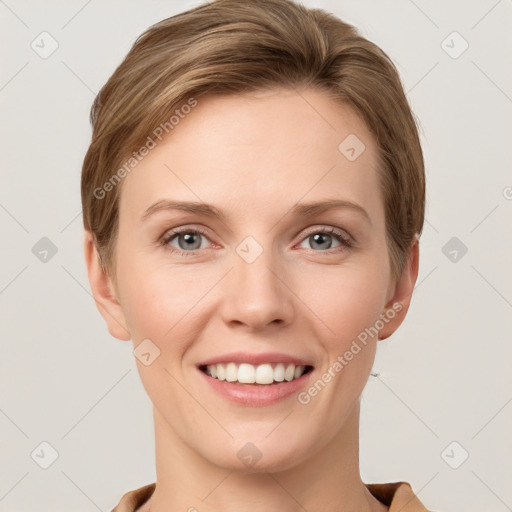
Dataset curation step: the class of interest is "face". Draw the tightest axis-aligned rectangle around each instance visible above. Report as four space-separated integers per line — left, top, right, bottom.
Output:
85 87 418 473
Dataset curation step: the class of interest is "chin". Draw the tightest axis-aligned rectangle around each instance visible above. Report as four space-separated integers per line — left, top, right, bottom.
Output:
199 433 314 474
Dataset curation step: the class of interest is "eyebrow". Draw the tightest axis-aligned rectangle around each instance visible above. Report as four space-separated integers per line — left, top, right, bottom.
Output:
140 198 371 224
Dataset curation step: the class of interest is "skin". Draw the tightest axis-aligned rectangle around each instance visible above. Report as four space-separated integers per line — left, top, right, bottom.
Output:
84 87 419 512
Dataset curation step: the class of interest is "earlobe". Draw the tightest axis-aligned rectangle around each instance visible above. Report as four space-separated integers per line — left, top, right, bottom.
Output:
83 230 131 341
378 238 420 341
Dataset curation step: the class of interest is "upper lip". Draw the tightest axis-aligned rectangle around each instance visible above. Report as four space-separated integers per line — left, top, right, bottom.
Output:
197 352 314 367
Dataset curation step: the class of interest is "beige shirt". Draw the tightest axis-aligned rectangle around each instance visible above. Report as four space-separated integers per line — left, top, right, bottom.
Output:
111 481 432 511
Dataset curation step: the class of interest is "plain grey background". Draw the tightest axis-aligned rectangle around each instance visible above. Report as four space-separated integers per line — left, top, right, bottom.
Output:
1 1 511 511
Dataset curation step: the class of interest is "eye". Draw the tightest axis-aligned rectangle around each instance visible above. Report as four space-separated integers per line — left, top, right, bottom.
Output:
297 227 352 252
160 225 353 257
161 227 212 256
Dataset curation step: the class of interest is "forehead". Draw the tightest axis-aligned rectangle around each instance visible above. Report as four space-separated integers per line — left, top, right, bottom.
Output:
118 87 383 225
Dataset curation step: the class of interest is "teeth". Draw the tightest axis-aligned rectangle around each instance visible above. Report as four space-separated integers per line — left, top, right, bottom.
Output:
274 363 285 382
204 362 308 384
255 363 274 385
238 363 255 383
225 362 237 382
284 364 295 382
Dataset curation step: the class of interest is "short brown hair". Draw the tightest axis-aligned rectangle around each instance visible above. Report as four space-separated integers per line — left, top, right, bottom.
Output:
81 0 425 283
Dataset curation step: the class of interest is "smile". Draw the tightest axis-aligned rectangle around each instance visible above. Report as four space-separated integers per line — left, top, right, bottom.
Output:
200 362 314 385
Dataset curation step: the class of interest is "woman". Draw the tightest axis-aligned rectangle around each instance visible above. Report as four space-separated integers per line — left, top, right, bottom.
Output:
81 0 431 510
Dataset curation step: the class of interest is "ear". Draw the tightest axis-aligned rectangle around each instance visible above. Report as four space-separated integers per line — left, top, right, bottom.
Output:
83 229 131 341
378 237 420 341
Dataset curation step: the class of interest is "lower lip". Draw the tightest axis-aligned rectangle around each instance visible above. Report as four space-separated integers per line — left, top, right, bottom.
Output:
197 367 313 406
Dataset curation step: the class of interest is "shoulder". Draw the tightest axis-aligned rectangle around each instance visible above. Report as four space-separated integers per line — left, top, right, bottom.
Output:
111 482 156 512
365 481 435 511
114 480 437 512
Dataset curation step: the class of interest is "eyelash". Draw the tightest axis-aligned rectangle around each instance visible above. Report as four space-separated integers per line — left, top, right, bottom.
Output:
160 226 353 257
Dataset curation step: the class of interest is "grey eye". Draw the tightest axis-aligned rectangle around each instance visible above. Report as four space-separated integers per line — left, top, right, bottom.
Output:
300 232 343 251
168 231 206 251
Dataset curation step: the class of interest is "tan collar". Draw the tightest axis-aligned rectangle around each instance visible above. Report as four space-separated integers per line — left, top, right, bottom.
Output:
111 480 431 512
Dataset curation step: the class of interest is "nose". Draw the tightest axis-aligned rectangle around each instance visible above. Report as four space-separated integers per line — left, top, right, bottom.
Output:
218 245 296 331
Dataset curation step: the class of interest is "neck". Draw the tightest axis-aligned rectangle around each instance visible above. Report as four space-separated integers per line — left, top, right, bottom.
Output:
145 401 388 512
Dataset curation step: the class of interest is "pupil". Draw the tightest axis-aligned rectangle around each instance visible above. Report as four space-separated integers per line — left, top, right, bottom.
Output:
312 233 331 250
181 233 200 250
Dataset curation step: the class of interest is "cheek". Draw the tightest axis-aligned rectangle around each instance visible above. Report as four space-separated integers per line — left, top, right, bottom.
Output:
116 252 207 342
117 242 390 351
298 258 389 348
294 258 388 405
116 259 210 402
